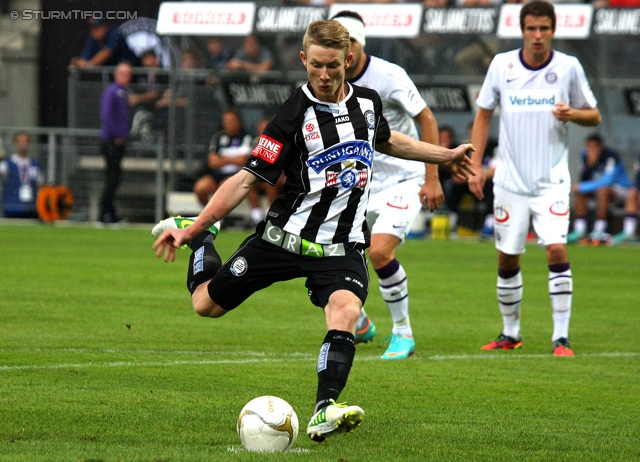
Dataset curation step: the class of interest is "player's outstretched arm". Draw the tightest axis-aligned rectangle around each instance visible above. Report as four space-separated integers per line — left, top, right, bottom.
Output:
376 131 476 181
153 169 260 262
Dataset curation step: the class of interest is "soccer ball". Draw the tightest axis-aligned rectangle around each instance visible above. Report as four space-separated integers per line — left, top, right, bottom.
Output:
237 395 299 452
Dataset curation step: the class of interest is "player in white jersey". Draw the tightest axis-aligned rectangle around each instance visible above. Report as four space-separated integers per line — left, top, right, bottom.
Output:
469 0 601 356
332 11 443 360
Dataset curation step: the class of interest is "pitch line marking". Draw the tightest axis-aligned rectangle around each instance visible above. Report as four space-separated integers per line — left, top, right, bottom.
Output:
1 351 638 372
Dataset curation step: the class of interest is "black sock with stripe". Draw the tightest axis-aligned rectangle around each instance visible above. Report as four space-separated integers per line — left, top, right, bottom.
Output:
314 330 355 414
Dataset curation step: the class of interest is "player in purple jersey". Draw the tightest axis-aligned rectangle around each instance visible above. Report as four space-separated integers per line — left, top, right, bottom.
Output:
153 20 474 443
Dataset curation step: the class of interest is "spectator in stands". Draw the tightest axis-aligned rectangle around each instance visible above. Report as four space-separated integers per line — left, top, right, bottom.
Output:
0 133 43 219
155 49 203 110
609 152 640 245
567 133 632 244
70 18 137 69
224 35 275 73
98 62 135 225
130 50 166 140
193 108 254 220
207 37 232 71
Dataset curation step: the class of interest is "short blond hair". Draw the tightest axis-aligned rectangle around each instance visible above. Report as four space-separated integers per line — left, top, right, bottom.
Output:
303 20 350 58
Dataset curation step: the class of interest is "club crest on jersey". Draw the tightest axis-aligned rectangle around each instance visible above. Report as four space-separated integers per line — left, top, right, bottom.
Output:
315 104 339 114
494 205 510 224
252 135 283 164
364 110 375 130
230 256 248 277
545 72 558 84
549 200 569 216
326 161 368 190
307 140 373 174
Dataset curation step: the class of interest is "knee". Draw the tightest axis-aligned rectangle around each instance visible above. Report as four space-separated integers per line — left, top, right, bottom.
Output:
192 286 226 318
546 244 567 264
368 246 394 269
193 301 225 318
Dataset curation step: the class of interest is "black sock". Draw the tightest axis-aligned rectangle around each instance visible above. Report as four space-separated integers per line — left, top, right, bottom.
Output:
314 330 355 413
186 231 221 294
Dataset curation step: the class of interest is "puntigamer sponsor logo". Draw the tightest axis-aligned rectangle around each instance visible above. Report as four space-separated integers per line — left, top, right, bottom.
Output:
307 140 373 174
504 90 558 112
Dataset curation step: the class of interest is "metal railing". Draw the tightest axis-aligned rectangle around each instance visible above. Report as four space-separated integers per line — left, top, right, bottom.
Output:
0 127 165 222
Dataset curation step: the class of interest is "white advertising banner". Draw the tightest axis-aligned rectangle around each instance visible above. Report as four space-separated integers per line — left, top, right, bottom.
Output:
328 3 423 38
156 2 256 36
497 4 593 39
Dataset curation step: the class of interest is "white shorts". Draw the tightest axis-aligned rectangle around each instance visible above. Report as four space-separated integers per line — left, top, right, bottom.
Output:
366 180 422 243
493 184 570 255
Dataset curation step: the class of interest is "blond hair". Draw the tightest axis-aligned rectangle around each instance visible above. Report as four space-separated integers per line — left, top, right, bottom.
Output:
302 20 350 58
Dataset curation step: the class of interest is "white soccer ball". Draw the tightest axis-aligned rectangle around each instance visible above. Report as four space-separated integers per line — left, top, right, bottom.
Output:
237 395 299 452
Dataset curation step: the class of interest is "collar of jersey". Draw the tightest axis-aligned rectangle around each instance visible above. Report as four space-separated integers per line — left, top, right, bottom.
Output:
519 48 554 71
302 82 353 106
347 54 371 84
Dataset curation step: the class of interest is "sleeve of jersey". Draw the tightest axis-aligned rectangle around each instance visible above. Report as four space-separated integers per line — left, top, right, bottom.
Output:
388 68 427 118
476 57 501 111
570 59 598 109
374 94 391 144
243 120 290 185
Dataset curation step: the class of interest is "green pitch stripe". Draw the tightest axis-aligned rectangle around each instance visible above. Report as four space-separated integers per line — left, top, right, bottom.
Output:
1 351 639 371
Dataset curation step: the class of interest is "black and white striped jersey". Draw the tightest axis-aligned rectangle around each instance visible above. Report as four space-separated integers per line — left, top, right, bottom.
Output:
244 82 390 246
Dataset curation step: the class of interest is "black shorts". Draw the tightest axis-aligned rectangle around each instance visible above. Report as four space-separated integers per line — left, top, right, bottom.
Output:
207 230 370 311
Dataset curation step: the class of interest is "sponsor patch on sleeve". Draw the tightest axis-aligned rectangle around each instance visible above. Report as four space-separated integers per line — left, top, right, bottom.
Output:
252 135 283 164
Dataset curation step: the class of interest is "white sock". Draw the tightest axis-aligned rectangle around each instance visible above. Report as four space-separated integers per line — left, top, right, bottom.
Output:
593 219 607 234
573 218 587 235
497 271 522 340
483 214 494 228
623 216 638 236
549 267 572 341
377 261 412 337
356 308 369 332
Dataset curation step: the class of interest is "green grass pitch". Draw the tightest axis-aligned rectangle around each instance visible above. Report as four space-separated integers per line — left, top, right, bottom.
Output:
0 222 639 461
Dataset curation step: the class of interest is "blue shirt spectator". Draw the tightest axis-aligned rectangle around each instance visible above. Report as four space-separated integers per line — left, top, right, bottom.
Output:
71 18 138 69
0 133 43 218
576 141 631 194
